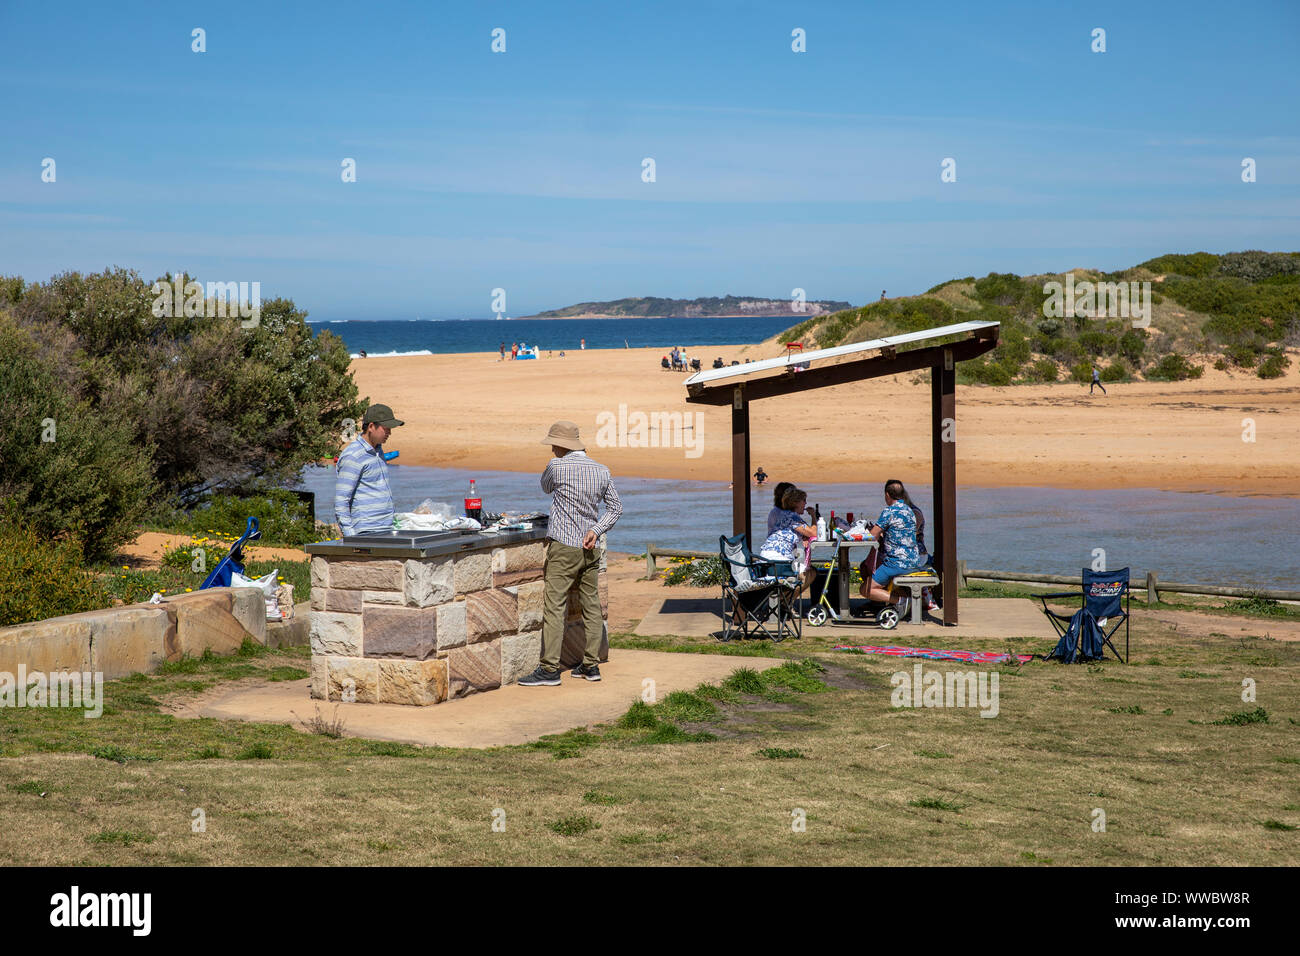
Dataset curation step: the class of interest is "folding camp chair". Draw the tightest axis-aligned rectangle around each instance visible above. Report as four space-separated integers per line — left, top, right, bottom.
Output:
1035 567 1131 662
719 533 802 643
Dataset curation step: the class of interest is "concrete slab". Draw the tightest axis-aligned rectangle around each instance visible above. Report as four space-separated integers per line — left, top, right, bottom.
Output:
177 648 787 749
634 597 1056 642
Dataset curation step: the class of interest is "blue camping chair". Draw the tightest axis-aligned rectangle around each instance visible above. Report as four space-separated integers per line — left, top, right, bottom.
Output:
1035 567 1130 662
199 517 261 590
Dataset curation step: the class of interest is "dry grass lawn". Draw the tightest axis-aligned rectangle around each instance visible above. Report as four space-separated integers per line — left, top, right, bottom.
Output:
0 605 1296 866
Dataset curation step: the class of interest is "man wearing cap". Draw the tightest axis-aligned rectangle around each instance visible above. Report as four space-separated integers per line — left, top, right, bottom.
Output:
519 421 622 686
334 404 404 536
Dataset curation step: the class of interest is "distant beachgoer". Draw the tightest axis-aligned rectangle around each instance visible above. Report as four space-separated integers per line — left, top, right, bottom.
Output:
580 338 586 350
511 342 519 360
1091 366 1107 395
881 290 887 300
754 466 768 487
499 342 505 361
359 349 367 358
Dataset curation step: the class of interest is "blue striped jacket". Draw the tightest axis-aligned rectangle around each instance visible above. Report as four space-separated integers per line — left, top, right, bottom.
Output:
334 438 395 535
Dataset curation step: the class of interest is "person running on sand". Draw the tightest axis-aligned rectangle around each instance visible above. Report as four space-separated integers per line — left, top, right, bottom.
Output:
1091 365 1107 395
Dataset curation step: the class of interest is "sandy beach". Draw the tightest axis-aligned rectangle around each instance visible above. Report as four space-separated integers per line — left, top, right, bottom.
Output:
349 345 1300 497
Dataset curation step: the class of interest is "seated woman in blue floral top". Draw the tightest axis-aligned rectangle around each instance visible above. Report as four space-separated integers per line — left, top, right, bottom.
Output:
758 485 818 592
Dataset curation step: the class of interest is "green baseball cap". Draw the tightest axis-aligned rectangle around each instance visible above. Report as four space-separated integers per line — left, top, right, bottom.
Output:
362 404 404 428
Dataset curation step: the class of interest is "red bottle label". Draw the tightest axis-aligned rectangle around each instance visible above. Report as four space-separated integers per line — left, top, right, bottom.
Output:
465 498 482 509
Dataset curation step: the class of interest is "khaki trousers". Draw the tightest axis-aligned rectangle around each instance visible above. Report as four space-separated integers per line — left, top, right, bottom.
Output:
540 539 603 672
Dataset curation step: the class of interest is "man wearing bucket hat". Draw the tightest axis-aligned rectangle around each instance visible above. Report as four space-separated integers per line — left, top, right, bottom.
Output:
519 421 622 686
334 404 404 536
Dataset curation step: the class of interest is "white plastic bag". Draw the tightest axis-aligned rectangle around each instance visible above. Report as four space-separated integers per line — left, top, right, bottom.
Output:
231 569 279 597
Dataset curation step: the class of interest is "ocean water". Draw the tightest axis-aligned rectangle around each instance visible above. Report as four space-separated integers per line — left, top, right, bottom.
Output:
293 464 1300 589
309 316 804 357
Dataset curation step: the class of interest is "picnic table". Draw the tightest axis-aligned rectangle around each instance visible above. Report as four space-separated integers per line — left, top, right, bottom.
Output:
808 536 877 617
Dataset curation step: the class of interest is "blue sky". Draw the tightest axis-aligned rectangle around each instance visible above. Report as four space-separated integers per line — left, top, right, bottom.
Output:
1 0 1296 319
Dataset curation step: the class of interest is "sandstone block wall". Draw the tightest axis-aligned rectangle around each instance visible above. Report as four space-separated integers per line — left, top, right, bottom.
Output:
0 587 268 681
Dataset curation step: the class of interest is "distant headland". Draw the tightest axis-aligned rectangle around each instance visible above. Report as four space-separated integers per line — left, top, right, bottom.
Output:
522 295 853 319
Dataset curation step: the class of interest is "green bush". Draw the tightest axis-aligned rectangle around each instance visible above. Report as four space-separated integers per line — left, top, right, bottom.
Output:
8 268 364 507
1028 358 1059 382
1069 361 1093 384
1257 353 1289 379
184 489 318 546
1078 330 1119 356
1226 344 1259 368
1146 354 1204 381
0 509 112 626
662 555 727 587
997 327 1031 366
0 311 155 560
957 359 1013 386
1101 361 1129 382
973 273 1031 309
1216 250 1300 281
1137 252 1220 278
1118 330 1146 364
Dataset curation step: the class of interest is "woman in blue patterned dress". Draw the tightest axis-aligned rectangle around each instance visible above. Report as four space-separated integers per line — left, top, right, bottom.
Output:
758 485 818 592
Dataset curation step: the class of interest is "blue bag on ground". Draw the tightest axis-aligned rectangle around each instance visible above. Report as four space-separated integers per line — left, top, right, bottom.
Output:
1045 607 1106 663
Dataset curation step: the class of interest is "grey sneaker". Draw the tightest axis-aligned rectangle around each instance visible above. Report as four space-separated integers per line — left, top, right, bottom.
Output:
518 666 562 686
572 663 602 682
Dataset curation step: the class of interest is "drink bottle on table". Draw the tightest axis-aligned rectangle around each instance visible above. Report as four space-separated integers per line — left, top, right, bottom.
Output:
465 479 483 523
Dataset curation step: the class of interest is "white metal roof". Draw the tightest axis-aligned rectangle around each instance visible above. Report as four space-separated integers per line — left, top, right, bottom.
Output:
683 320 1000 388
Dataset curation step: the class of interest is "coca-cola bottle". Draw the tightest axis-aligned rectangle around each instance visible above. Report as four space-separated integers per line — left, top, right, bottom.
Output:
465 479 482 523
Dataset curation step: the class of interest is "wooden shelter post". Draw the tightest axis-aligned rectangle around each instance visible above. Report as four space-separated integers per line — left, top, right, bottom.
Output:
931 348 958 623
730 385 751 543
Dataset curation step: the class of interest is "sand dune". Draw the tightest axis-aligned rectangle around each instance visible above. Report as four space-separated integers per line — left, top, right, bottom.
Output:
349 345 1300 496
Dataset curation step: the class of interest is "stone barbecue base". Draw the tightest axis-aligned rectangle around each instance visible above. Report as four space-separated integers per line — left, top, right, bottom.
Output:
306 535 608 705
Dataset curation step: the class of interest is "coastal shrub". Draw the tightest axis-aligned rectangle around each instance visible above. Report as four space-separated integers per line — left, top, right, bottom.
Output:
179 489 318 546
1146 354 1204 381
1069 361 1093 384
1101 361 1129 382
973 273 1028 308
998 327 1031 367
1138 252 1220 278
1078 330 1119 356
1226 344 1259 368
1216 250 1300 281
957 359 1013 386
0 508 112 627
8 268 364 506
1043 336 1082 364
1027 358 1058 382
662 556 727 587
0 310 155 560
1118 330 1147 364
1256 353 1289 379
